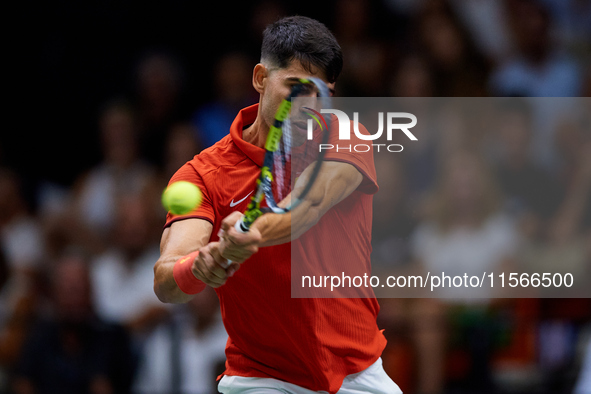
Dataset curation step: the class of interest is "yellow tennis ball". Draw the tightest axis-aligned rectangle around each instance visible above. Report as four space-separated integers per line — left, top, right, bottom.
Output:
162 181 202 215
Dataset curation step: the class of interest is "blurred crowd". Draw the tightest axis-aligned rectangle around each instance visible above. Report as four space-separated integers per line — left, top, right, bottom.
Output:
1 0 591 393
372 97 591 394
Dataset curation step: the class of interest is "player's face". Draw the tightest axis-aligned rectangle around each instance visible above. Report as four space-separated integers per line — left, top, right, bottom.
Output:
259 60 334 139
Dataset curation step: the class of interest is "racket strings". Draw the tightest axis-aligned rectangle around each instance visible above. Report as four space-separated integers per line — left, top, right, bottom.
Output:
271 120 320 205
269 80 331 210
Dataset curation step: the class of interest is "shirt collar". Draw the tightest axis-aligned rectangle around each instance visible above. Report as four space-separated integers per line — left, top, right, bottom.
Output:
230 104 265 167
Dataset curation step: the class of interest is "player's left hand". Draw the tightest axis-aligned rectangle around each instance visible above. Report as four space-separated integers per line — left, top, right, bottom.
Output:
218 211 262 263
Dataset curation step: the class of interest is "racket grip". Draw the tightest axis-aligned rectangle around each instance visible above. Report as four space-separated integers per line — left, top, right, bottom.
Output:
234 217 249 233
226 218 248 268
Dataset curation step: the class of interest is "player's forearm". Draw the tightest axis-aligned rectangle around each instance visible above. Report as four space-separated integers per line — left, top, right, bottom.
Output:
253 162 362 246
155 220 215 302
251 212 292 247
153 257 194 304
253 204 323 247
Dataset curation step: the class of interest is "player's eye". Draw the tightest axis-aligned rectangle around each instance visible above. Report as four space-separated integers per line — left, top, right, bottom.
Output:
300 84 314 94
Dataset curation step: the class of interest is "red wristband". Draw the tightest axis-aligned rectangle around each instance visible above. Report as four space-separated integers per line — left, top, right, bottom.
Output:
173 251 206 295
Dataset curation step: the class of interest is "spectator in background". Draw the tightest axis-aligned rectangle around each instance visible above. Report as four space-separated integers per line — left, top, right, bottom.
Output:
413 0 490 96
488 1 584 171
0 169 46 384
412 151 519 294
332 0 389 96
0 171 44 392
490 0 582 97
515 98 591 282
389 53 434 97
90 192 169 352
492 99 562 239
0 170 45 278
388 58 437 202
410 151 519 393
163 123 201 180
574 336 591 394
447 0 513 62
191 52 256 148
61 100 157 255
482 98 591 391
133 287 227 394
518 123 591 387
371 154 416 270
541 0 591 55
0 244 40 392
12 250 133 394
371 154 417 393
401 100 485 201
549 100 591 246
135 52 189 167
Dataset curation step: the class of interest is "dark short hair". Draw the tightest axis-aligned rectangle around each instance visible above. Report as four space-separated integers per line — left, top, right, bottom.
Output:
261 16 343 83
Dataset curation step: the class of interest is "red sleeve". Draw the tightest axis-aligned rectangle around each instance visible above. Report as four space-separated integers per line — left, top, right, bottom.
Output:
164 161 215 228
324 120 379 195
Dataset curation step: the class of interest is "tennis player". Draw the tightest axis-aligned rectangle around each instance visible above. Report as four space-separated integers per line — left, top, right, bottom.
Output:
154 16 401 394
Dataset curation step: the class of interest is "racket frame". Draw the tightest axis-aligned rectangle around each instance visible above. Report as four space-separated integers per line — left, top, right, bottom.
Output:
236 77 330 233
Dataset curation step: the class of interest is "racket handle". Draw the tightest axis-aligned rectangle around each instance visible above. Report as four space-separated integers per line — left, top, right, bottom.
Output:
234 217 249 233
226 217 248 268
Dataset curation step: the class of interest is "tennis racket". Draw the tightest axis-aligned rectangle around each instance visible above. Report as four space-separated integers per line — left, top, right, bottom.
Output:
235 77 332 233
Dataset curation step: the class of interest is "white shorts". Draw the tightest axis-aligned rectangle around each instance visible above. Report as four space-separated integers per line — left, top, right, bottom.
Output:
218 357 402 394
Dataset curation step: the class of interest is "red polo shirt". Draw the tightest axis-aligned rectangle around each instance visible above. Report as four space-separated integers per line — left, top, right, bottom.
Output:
164 104 385 394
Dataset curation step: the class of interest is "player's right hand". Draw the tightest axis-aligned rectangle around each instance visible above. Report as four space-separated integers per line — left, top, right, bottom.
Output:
191 242 240 288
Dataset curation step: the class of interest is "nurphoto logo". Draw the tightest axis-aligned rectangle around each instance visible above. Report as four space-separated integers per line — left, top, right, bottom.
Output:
307 110 418 152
